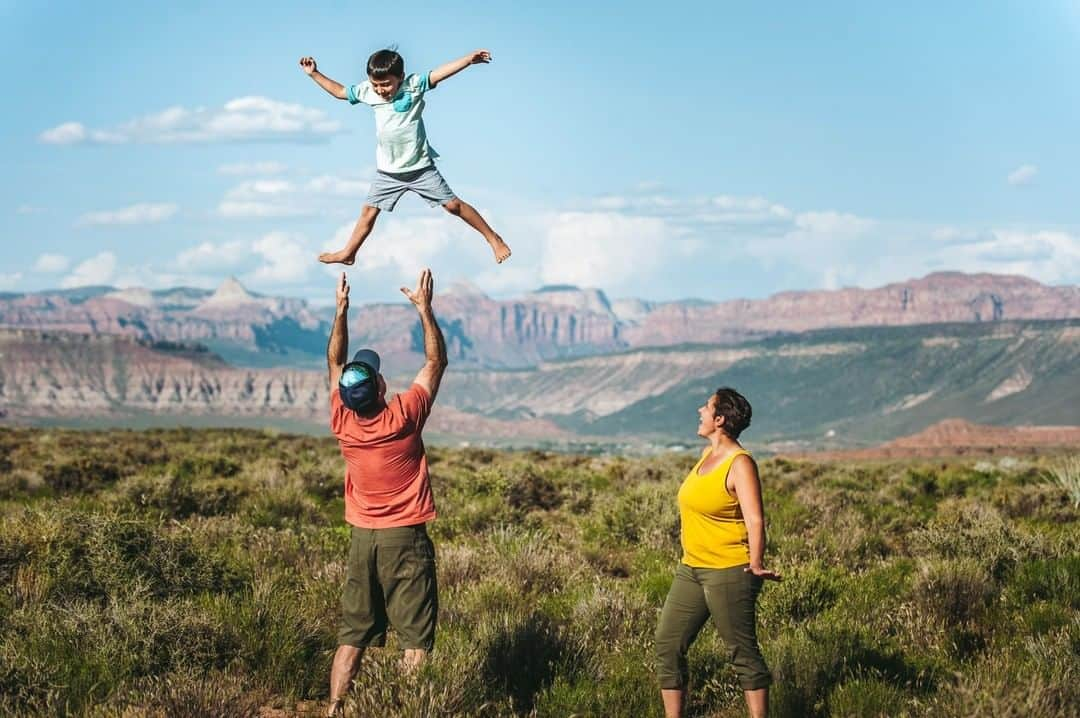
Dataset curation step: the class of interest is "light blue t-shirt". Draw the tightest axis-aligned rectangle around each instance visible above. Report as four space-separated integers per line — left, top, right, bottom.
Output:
347 72 439 173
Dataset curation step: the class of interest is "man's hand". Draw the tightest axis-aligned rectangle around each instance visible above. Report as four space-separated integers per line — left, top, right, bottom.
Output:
299 56 318 75
469 50 492 65
400 268 434 310
336 272 350 311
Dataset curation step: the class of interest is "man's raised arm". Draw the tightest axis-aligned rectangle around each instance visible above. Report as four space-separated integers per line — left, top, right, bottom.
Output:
327 272 350 387
400 268 448 400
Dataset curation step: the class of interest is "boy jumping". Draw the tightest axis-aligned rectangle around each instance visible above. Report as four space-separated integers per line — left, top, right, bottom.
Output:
300 49 511 265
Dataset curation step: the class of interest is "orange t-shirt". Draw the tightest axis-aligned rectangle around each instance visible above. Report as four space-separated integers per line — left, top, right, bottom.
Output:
330 383 436 529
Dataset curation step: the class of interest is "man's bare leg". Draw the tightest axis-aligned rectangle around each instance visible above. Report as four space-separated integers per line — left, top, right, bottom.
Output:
661 688 685 718
319 205 382 265
443 198 511 263
327 644 365 716
400 648 428 673
745 687 768 718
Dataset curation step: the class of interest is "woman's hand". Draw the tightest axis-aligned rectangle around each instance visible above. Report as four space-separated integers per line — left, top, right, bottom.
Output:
745 564 782 582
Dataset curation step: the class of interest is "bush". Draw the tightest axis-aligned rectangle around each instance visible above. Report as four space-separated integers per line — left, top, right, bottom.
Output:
827 677 909 717
113 474 244 519
89 670 272 718
760 562 846 625
42 454 123 492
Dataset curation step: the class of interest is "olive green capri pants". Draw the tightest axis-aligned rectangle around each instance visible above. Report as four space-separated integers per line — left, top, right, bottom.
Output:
655 563 772 691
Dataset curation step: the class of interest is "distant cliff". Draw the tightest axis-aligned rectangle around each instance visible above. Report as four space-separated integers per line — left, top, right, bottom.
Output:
1 272 1076 370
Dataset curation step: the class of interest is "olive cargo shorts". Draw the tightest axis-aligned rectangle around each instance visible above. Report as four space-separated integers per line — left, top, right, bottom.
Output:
338 524 438 650
655 563 772 691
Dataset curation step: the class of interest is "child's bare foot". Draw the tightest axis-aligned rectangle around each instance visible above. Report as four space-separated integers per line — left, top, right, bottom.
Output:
318 249 356 266
490 236 512 264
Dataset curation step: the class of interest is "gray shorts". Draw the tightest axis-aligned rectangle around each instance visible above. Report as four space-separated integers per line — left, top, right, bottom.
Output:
366 165 456 212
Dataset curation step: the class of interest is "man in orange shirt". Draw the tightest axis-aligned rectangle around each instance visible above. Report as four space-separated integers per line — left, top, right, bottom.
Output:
324 268 447 716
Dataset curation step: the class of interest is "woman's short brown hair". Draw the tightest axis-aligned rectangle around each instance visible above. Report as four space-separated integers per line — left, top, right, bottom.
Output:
713 387 752 439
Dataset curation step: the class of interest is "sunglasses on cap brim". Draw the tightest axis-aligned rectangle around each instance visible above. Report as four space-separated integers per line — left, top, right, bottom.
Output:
339 361 378 388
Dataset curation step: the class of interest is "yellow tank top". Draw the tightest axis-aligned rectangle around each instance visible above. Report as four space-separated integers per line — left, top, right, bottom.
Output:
678 447 752 568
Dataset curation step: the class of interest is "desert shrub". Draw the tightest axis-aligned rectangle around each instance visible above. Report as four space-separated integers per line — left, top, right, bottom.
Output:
992 481 1075 521
210 573 333 697
534 650 659 718
112 474 244 519
911 499 1041 579
1045 455 1080 508
0 469 46 499
584 483 676 551
571 583 654 648
167 454 241 482
296 455 342 501
506 467 564 513
88 670 272 718
913 559 997 628
343 641 491 718
827 677 909 718
41 453 124 492
805 508 891 568
438 542 484 591
833 559 914 621
767 620 931 718
0 597 245 715
0 508 248 603
484 526 581 596
480 611 588 713
243 487 326 529
935 624 1080 718
1018 601 1073 636
760 562 846 625
1005 556 1080 609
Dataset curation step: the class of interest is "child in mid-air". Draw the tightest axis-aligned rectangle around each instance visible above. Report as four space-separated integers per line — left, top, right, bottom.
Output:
300 49 511 265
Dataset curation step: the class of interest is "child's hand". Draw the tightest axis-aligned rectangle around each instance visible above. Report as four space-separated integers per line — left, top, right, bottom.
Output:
469 50 492 65
299 56 318 75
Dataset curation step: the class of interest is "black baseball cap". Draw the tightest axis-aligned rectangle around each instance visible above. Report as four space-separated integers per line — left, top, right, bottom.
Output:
339 349 382 411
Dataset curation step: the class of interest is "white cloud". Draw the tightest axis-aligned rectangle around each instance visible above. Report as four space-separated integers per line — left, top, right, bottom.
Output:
218 175 368 218
218 179 306 218
1007 164 1038 186
77 203 178 226
0 273 23 290
939 229 1080 283
217 161 288 176
39 122 87 145
794 211 874 235
176 241 248 271
326 216 460 278
16 205 44 215
61 252 117 288
540 211 676 290
306 175 370 196
218 201 313 219
39 97 343 145
33 253 70 273
248 233 312 283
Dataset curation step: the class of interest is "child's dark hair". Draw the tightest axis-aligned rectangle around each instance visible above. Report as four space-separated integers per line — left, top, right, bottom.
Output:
713 387 752 439
367 49 404 80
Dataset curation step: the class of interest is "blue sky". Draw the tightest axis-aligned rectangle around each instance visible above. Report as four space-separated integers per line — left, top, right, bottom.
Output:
2 1 1079 304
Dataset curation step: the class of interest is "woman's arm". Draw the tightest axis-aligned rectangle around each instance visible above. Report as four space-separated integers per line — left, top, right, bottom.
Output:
730 455 782 581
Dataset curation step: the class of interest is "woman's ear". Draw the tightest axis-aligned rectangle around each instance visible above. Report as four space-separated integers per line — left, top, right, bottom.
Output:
714 414 726 430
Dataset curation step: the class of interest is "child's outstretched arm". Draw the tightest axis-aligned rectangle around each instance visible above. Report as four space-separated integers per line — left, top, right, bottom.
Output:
428 49 491 89
299 56 348 100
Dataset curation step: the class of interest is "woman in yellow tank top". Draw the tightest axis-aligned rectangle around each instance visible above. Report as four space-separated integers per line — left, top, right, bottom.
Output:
654 387 781 718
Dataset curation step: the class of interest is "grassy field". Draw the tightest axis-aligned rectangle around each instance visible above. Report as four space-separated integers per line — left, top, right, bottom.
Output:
0 427 1077 717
